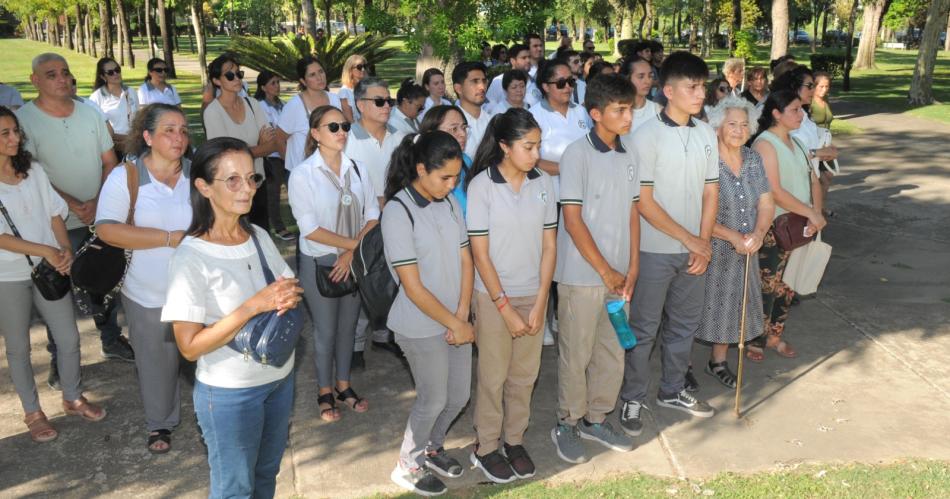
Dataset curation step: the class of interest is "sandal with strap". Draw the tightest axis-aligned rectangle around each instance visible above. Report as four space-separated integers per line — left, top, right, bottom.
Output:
62 396 107 422
335 387 369 413
767 339 798 358
705 360 738 389
317 392 341 422
24 411 58 443
148 429 172 454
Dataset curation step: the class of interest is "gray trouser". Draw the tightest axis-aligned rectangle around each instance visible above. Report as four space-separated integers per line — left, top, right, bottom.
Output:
122 295 181 432
394 332 472 470
621 252 706 402
353 311 392 352
0 280 82 413
299 254 361 388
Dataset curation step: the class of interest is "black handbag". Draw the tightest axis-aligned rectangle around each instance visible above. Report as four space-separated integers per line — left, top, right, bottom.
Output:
227 231 304 367
0 198 71 301
315 259 357 298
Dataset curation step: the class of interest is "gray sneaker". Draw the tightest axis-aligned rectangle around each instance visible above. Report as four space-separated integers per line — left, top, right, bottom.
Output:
657 389 715 418
551 423 587 463
578 419 634 452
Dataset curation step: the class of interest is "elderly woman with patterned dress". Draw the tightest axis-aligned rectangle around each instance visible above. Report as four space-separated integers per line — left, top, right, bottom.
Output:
695 97 775 386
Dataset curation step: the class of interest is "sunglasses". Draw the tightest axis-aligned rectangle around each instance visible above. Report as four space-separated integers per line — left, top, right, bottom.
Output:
214 173 264 192
546 77 577 89
802 82 815 89
223 70 245 81
320 121 352 133
151 67 167 74
354 64 366 71
104 68 121 76
360 97 396 108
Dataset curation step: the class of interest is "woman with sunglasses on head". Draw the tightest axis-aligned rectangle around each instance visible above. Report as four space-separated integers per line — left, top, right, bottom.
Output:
162 137 303 498
204 54 278 230
89 57 139 158
419 105 472 214
289 105 378 422
338 55 369 123
389 79 428 134
421 68 454 117
702 77 731 120
276 56 343 172
94 104 190 454
138 58 181 107
254 70 296 241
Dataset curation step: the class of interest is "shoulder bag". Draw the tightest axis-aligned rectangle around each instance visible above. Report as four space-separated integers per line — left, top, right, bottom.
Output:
772 139 817 252
0 197 71 301
314 162 361 298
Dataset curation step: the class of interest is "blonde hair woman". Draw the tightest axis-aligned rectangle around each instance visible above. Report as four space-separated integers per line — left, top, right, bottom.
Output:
338 55 368 123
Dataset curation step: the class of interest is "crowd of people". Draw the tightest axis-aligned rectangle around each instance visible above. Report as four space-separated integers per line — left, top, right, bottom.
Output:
0 32 840 498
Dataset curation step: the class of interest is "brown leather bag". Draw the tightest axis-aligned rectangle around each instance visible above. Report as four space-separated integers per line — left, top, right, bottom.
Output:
772 212 815 252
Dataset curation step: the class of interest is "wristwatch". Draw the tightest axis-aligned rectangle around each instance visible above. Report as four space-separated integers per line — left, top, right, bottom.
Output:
809 148 817 159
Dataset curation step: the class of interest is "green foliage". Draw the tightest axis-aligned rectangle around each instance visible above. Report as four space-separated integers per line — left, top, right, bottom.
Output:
228 32 399 84
883 0 929 32
361 5 398 35
810 52 846 80
735 29 757 60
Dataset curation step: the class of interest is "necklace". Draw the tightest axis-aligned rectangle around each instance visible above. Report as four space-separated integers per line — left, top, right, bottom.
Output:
675 126 692 154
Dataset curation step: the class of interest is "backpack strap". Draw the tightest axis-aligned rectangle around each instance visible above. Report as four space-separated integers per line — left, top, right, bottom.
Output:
243 96 255 116
390 196 414 228
350 160 361 179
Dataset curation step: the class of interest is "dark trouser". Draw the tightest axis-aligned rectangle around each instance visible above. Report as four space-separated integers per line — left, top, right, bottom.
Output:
249 176 270 231
47 227 122 363
264 157 289 233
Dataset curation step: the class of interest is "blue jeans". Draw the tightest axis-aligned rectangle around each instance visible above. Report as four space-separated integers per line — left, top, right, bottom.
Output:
193 373 295 499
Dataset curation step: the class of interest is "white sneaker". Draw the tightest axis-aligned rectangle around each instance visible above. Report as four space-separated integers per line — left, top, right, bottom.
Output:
543 322 556 346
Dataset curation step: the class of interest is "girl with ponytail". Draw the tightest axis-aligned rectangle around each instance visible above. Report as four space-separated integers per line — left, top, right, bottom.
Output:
381 130 475 496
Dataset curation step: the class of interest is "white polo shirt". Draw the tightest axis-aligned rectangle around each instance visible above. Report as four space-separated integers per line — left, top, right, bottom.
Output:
343 121 406 200
388 106 419 134
486 74 542 110
624 100 663 140
288 151 380 258
336 85 360 121
137 82 181 106
530 100 591 195
88 86 139 134
276 92 343 171
459 104 493 159
95 156 193 307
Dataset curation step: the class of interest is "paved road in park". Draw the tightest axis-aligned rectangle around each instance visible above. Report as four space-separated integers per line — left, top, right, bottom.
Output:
1 99 948 497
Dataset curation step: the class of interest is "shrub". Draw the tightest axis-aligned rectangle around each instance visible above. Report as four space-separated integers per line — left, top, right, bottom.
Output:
810 52 847 81
734 29 757 61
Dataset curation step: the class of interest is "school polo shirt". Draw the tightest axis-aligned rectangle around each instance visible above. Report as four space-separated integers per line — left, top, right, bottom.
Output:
16 101 114 230
88 86 139 134
459 105 493 159
555 132 640 286
633 111 719 254
344 121 406 201
486 74 541 111
137 82 181 106
466 166 557 297
388 106 419 134
381 186 469 339
624 100 663 139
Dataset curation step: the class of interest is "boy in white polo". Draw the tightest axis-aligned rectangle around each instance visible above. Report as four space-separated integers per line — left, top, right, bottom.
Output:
619 51 720 437
452 62 492 159
551 74 640 464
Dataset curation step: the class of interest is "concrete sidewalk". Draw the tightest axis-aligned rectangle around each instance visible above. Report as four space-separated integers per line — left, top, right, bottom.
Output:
1 103 949 497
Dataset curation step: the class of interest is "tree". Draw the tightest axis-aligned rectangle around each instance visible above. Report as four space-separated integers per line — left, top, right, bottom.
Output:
156 0 176 76
771 0 790 59
115 0 134 67
100 0 114 57
189 0 208 85
854 0 893 69
144 0 156 58
945 9 949 51
301 0 318 35
842 0 859 90
908 0 950 104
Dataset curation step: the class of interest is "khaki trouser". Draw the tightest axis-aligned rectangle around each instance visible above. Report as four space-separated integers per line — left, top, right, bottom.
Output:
473 291 544 454
555 284 625 425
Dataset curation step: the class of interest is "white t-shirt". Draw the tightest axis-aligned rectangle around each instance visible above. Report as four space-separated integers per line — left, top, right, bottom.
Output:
88 86 140 135
203 97 270 176
421 96 453 117
137 82 181 106
343 122 406 200
288 151 380 258
624 100 663 140
95 157 192 307
161 225 295 388
259 99 284 159
388 106 419 134
337 85 359 121
530 100 591 196
0 164 69 282
277 92 343 172
459 104 493 159
486 74 541 111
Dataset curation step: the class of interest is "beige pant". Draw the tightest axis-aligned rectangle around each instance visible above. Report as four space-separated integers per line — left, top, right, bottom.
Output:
473 291 544 454
556 284 625 425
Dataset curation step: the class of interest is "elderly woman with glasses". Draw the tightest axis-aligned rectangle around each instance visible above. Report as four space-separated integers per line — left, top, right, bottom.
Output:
695 96 775 386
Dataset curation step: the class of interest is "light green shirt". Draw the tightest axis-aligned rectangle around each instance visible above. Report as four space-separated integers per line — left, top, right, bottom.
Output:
753 130 812 218
16 100 113 229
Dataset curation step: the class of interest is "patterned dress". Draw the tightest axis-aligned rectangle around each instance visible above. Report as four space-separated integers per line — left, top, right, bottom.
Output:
696 147 770 344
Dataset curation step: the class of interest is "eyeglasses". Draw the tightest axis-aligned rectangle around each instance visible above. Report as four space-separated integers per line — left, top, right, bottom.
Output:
223 70 245 81
213 173 264 192
354 64 366 72
360 97 396 108
104 68 121 76
802 82 815 89
546 77 577 89
320 121 352 133
445 123 469 134
151 67 167 74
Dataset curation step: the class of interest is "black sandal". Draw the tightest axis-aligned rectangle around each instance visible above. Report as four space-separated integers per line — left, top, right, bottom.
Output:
335 387 368 413
147 429 172 454
705 360 738 389
317 392 341 422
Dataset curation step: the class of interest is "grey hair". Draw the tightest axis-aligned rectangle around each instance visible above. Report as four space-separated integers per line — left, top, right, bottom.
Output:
723 58 745 76
354 76 388 102
32 53 68 73
707 96 761 135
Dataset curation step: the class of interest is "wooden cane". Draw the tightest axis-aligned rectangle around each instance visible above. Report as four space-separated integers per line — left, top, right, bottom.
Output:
735 252 752 418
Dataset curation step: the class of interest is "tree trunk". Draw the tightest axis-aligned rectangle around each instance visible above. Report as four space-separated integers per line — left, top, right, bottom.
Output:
730 0 741 52
145 0 156 58
689 16 699 52
644 0 653 39
116 0 135 67
86 12 97 56
415 43 439 81
701 0 713 57
579 17 586 41
770 0 789 60
100 1 114 57
854 0 890 69
190 0 209 86
908 0 950 104
621 10 633 40
301 0 318 35
156 0 176 77
945 9 950 52
821 5 830 43
842 0 859 91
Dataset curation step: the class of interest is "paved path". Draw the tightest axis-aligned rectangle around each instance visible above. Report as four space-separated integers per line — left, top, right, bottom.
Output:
1 101 949 497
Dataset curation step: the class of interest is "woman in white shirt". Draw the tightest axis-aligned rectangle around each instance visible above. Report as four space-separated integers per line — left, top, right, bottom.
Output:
276 56 343 172
487 69 530 115
0 107 106 443
421 68 454 116
137 58 181 107
389 78 427 134
89 57 139 158
95 103 191 454
338 54 368 123
289 105 378 422
162 137 303 498
620 56 662 137
254 70 296 241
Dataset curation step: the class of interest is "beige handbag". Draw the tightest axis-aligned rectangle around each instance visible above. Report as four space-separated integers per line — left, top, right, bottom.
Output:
782 232 832 295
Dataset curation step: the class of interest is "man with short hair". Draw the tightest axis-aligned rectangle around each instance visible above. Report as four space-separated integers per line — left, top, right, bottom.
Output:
17 53 131 388
562 51 587 106
582 39 596 55
524 33 544 79
486 44 541 107
452 61 492 159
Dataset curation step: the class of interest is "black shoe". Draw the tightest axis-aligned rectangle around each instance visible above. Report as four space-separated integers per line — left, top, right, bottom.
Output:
391 465 447 496
657 389 715 418
470 449 515 483
102 336 135 362
47 361 61 391
351 351 365 371
373 340 404 358
425 447 463 478
502 443 536 479
619 400 644 436
684 365 700 393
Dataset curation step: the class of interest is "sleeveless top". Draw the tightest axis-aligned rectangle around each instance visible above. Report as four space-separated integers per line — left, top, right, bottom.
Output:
810 100 834 129
753 130 812 219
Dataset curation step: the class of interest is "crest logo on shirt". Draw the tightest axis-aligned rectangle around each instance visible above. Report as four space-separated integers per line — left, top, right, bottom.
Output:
539 191 548 203
578 120 587 129
705 145 712 158
627 165 635 182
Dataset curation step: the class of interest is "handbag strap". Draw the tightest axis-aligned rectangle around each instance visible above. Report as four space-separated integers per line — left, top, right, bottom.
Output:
124 160 140 225
0 196 37 269
248 230 276 285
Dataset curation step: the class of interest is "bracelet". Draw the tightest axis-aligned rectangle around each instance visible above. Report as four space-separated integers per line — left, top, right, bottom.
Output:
165 231 172 247
492 290 506 302
496 296 510 311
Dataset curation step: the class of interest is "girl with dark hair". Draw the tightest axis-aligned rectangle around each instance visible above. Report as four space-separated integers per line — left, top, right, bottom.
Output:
750 90 827 361
138 57 181 106
419 105 472 213
465 109 556 483
0 106 106 443
162 137 303 498
255 70 295 241
421 68 453 116
703 77 732 119
620 56 662 136
89 57 139 153
742 67 769 106
491 44 508 66
276 56 343 172
95 103 190 454
382 131 474 497
389 79 428 134
288 105 378 422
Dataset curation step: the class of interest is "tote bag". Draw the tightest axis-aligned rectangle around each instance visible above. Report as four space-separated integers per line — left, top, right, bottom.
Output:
782 232 832 295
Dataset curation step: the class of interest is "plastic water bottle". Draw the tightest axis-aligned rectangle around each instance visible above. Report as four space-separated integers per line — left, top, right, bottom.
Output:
605 299 637 350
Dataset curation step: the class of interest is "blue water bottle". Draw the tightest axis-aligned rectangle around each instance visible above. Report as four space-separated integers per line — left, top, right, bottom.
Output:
605 299 637 350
